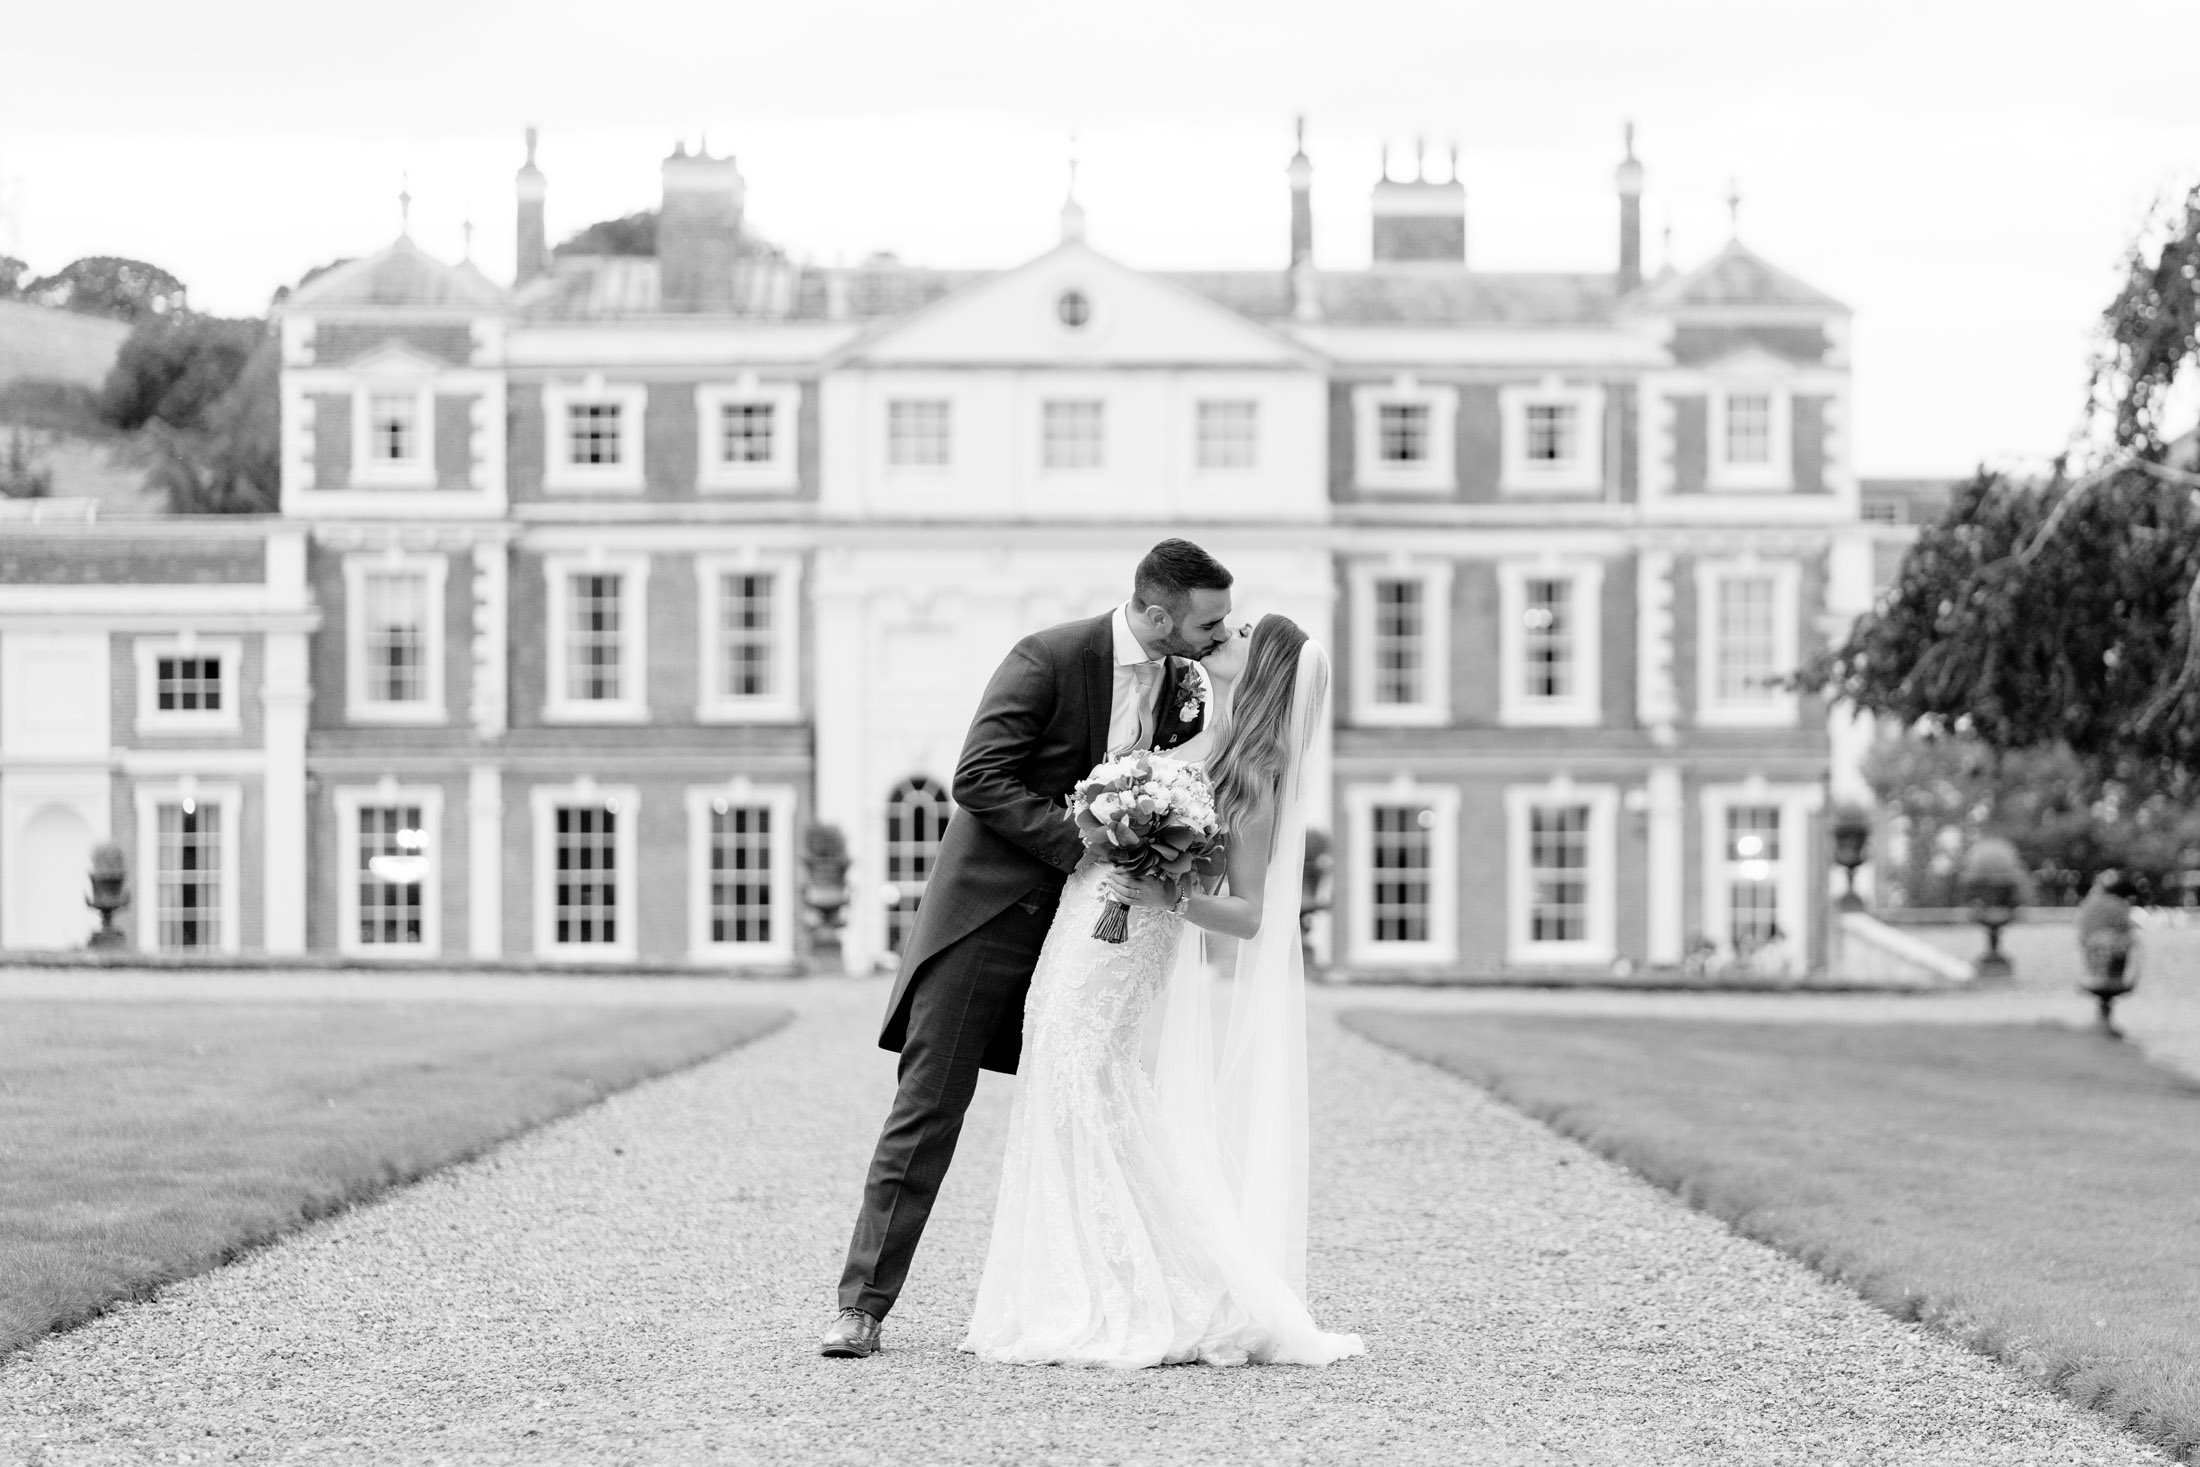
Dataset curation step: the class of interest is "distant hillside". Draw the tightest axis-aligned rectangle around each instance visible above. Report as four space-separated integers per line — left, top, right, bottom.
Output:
0 300 130 389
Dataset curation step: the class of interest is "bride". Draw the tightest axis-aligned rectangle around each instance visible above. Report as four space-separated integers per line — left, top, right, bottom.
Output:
960 613 1365 1369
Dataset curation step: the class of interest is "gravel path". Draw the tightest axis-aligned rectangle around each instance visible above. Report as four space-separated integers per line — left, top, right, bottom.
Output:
0 981 2170 1466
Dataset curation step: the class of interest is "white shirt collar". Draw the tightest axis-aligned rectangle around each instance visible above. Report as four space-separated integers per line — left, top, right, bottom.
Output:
1112 603 1161 668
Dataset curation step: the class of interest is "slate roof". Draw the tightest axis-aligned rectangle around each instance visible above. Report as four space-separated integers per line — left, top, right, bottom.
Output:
1633 240 1847 313
284 235 509 313
518 254 985 322
1169 269 1621 326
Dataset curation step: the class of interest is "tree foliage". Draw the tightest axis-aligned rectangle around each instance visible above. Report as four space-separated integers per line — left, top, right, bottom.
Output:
0 255 26 298
1818 181 2200 784
96 313 277 513
23 256 188 322
554 211 658 257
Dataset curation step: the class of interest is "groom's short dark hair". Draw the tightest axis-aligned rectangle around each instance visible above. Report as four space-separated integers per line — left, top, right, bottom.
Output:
1133 539 1233 614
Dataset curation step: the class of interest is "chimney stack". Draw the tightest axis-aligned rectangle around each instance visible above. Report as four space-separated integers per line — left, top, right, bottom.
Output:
1287 116 1313 268
515 127 548 286
1370 138 1465 265
660 139 746 313
1616 122 1645 292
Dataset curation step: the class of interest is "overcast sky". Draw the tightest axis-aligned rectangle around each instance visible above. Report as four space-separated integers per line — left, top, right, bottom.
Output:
3 0 2193 476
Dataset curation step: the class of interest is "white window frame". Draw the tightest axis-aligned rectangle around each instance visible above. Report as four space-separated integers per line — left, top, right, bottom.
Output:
1343 780 1460 969
694 553 802 723
1039 398 1106 473
1504 780 1618 966
685 782 798 965
334 784 445 958
1193 398 1260 474
530 782 640 962
1352 380 1457 494
544 553 651 724
133 636 243 736
542 381 648 493
1347 560 1452 727
350 382 437 489
884 397 953 472
1695 557 1802 728
1707 383 1794 492
1700 782 1818 965
342 553 448 725
1499 381 1605 494
1497 560 1604 728
695 381 800 493
134 779 242 955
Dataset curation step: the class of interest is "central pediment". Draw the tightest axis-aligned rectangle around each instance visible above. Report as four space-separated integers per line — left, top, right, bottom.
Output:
831 242 1322 370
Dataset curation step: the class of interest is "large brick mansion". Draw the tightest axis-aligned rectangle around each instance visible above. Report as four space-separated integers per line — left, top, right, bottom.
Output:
0 124 1887 976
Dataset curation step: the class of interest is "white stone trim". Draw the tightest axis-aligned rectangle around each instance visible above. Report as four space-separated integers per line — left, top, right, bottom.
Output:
134 778 243 955
685 780 798 965
1699 779 1819 965
132 635 243 736
341 552 448 725
1346 558 1452 727
1643 764 1685 965
1498 381 1605 495
1497 558 1603 728
349 382 436 490
469 544 508 738
1694 556 1802 728
332 783 445 958
542 552 651 724
694 552 802 723
529 781 640 962
1504 778 1618 966
1342 778 1459 969
1707 383 1794 493
1352 379 1457 494
695 381 801 493
542 381 648 493
467 764 503 959
1635 550 1678 732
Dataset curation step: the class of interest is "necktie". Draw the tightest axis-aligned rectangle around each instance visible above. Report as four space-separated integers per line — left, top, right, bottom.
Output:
1132 661 1162 750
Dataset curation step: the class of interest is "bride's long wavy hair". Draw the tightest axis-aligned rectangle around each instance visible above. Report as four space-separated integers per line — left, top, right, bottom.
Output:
1204 614 1316 835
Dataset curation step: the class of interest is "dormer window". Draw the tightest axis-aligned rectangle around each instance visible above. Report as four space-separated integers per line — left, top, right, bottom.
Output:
350 382 435 489
543 382 647 492
1500 382 1604 494
696 383 800 492
1707 382 1793 491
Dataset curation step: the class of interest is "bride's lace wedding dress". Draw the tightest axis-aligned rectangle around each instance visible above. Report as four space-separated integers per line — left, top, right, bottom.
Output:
959 856 1365 1369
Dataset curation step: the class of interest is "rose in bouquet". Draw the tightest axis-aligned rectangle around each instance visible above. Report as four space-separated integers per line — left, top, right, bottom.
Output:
1068 750 1224 943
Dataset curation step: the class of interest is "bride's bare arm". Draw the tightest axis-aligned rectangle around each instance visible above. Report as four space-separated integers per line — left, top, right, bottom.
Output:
1101 796 1272 941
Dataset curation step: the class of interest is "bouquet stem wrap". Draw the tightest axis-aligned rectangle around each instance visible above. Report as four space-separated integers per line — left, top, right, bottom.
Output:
1067 751 1224 947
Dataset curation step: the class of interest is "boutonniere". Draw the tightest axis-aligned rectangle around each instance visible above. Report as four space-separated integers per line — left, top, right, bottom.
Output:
1173 662 1206 725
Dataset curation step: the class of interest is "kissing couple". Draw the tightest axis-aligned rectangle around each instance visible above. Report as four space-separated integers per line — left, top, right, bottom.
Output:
822 538 1364 1369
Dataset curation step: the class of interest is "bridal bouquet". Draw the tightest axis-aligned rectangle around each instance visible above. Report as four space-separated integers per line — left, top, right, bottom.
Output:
1068 751 1224 943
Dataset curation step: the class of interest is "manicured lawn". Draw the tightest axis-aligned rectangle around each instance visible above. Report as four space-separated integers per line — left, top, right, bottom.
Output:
0 1000 788 1358
1341 1010 2200 1463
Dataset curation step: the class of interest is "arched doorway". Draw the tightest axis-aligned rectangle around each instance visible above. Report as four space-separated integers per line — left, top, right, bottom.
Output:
16 803 96 949
883 776 952 955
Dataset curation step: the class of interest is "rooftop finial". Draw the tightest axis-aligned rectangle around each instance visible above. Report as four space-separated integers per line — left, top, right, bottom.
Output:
1448 141 1460 185
1624 120 1636 162
524 126 538 168
1059 133 1087 244
1379 141 1390 182
1727 177 1742 237
1414 133 1426 183
462 207 475 261
398 173 412 236
1293 114 1306 155
1663 216 1675 272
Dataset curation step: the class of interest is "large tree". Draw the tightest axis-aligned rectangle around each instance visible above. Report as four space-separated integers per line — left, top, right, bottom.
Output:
1817 181 2200 785
24 256 188 322
96 313 277 513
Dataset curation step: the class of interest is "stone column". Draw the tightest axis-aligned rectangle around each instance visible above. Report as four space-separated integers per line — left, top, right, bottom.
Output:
1645 763 1685 966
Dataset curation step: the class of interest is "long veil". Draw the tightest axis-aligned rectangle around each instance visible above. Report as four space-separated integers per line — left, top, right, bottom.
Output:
1151 638 1330 1296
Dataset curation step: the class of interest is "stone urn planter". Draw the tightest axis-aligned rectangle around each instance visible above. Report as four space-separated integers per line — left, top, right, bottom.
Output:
85 841 130 950
1957 837 2032 982
801 823 852 975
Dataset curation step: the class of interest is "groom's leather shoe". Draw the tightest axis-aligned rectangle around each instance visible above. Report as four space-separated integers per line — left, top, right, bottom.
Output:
820 1307 882 1358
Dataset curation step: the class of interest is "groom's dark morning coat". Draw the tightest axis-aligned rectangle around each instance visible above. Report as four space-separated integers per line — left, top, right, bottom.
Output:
879 611 1207 1075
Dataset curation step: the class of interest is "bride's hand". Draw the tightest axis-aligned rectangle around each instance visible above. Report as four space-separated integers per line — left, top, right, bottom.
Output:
1101 871 1174 910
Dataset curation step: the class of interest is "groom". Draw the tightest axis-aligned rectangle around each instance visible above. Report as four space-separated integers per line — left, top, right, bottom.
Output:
821 538 1235 1357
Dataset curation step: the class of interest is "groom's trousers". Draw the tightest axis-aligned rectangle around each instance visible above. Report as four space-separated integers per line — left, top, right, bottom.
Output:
839 894 1055 1320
